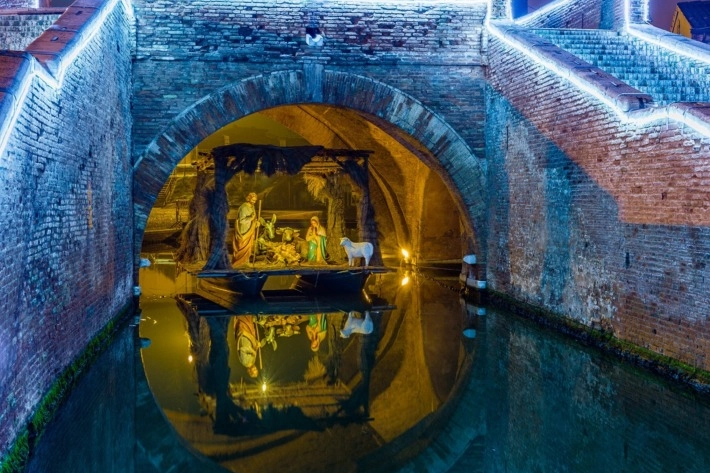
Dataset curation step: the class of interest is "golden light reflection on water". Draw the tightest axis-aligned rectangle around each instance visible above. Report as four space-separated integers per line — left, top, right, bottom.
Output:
138 259 476 473
139 257 196 297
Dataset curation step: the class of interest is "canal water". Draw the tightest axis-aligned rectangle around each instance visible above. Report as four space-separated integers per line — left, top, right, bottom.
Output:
23 260 710 473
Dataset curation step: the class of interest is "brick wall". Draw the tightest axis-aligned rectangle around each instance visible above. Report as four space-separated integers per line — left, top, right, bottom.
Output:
132 0 487 156
0 12 61 50
0 0 133 457
0 1 39 9
517 0 624 29
486 34 710 370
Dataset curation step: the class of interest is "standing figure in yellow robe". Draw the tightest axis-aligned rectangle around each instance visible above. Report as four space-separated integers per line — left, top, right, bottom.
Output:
234 315 261 378
233 192 259 266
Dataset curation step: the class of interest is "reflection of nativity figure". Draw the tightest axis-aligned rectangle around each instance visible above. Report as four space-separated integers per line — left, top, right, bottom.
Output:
338 312 380 418
259 315 308 339
304 313 345 386
234 315 262 378
232 192 259 266
306 314 327 352
306 216 327 263
340 311 373 338
182 315 255 432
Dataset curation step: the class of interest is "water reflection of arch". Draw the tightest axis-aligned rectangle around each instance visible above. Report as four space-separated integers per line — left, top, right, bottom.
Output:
137 271 483 472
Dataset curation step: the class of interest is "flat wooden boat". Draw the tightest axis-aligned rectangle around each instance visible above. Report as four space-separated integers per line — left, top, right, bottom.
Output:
195 265 392 297
187 282 394 316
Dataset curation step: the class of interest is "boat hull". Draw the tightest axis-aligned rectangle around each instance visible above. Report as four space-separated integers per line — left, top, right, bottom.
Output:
196 266 390 297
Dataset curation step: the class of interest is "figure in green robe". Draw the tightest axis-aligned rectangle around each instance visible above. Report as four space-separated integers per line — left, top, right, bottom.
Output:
306 216 327 264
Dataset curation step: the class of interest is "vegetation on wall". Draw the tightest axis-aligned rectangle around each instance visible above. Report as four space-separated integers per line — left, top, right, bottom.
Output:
487 291 710 394
0 305 133 473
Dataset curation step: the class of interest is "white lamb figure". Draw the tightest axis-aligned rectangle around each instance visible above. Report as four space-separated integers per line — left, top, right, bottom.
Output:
340 311 373 338
339 237 373 266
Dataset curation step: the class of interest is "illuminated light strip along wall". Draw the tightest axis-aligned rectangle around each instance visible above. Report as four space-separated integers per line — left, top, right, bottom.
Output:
632 104 710 137
486 0 710 138
511 0 710 65
0 0 134 159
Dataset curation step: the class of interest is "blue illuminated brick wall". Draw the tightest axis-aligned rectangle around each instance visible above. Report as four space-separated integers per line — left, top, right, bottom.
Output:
486 33 710 371
516 0 624 29
0 1 133 456
0 0 38 9
0 12 61 50
130 0 488 159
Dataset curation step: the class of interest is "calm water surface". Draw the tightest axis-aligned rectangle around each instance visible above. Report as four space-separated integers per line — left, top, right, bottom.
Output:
23 261 710 473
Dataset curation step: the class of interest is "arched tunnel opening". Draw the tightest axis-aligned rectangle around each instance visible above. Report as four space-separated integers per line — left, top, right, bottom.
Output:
140 104 475 269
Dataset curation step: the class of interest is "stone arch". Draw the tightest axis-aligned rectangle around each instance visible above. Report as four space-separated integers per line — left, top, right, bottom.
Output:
133 70 486 269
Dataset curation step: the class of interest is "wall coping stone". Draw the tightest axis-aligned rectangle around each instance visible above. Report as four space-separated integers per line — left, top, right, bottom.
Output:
25 4 101 76
630 101 710 136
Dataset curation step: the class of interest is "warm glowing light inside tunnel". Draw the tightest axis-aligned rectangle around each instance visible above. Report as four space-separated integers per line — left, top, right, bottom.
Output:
143 104 472 265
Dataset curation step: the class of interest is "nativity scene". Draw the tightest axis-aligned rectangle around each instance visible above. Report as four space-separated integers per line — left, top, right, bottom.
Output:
173 143 390 297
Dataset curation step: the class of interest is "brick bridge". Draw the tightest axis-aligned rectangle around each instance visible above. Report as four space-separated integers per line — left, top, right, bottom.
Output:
0 0 708 463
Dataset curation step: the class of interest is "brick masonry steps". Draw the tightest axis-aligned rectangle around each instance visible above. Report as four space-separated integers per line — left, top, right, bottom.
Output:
529 28 710 105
